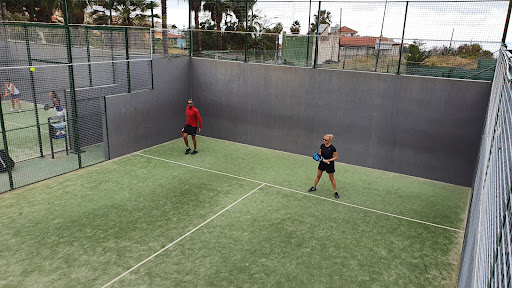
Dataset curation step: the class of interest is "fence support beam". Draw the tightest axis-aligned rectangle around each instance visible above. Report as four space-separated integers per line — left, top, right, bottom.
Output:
189 0 193 57
124 27 131 93
245 0 249 63
86 27 93 86
62 0 82 168
30 0 34 21
502 0 512 44
397 1 408 75
23 24 44 159
314 1 321 68
0 98 13 190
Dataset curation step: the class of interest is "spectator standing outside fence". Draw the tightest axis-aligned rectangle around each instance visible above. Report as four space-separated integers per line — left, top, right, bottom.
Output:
182 99 202 155
3 81 22 112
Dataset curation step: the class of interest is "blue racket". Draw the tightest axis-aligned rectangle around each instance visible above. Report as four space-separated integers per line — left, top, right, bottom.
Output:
313 153 330 164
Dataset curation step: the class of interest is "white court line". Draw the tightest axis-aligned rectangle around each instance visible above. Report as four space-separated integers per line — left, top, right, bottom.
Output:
5 120 49 133
101 183 266 288
136 152 464 233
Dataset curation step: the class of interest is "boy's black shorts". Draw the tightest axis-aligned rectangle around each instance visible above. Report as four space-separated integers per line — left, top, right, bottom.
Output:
182 124 197 136
318 161 335 174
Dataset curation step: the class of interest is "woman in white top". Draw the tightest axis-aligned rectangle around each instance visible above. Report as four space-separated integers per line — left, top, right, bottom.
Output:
3 81 22 112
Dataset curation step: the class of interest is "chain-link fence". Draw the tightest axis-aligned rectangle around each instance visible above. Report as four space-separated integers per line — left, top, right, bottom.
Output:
0 21 152 192
458 46 512 287
188 0 506 80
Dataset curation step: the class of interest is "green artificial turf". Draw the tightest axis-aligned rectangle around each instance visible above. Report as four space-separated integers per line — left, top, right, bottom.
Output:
0 136 470 287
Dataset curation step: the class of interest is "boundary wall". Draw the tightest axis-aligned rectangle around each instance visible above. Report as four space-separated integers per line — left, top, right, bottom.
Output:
107 57 491 186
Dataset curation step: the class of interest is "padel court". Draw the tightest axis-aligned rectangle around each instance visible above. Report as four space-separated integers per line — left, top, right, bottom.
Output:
0 136 469 287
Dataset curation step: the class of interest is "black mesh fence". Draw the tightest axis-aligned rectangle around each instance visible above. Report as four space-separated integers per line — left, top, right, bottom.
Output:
0 22 152 192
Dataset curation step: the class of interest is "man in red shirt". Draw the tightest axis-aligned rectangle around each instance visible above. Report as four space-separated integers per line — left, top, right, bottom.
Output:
182 99 202 154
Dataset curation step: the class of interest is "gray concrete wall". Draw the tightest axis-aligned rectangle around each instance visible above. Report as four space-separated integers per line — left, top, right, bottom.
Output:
106 57 190 158
191 58 491 186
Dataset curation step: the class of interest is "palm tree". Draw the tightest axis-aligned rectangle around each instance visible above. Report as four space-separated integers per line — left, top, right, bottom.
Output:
191 0 202 52
93 0 158 26
203 0 227 50
309 10 331 33
290 20 300 34
161 0 168 55
67 0 93 24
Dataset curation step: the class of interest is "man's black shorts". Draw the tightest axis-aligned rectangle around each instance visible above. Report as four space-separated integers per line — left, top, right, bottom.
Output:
182 124 197 136
318 161 335 174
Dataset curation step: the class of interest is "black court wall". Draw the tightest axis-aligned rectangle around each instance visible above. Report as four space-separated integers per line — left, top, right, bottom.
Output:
105 57 190 158
191 58 491 186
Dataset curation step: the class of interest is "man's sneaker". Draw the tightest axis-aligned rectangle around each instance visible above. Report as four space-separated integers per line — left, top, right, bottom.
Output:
334 191 339 199
18 109 22 113
308 186 316 192
10 108 14 112
191 150 198 155
185 147 191 154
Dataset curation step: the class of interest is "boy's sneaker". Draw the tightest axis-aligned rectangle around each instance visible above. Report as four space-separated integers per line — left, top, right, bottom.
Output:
334 191 339 199
185 147 191 154
307 186 316 192
18 109 22 113
10 108 14 112
191 150 198 155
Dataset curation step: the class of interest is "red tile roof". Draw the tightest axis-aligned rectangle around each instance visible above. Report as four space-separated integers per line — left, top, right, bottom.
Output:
339 26 357 33
339 36 397 47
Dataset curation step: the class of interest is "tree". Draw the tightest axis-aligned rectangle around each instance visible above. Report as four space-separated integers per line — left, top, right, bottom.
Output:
290 20 300 34
67 0 94 24
225 0 256 30
90 0 160 27
191 0 202 52
203 0 228 50
406 44 428 63
92 0 158 26
309 10 331 33
161 0 168 56
457 43 493 59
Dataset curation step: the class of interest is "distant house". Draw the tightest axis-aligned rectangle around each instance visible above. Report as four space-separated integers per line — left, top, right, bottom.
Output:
339 35 401 57
311 24 340 64
282 25 401 66
153 30 187 48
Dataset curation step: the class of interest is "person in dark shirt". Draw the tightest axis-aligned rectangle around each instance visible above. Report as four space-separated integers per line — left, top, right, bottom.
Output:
182 99 202 154
308 134 339 198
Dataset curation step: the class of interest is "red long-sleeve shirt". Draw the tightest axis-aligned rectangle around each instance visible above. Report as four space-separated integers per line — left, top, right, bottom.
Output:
186 106 202 128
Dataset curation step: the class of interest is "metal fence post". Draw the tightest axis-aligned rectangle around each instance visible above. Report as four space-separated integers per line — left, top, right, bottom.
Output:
306 0 312 67
69 0 73 24
314 1 321 68
502 0 512 44
125 27 131 93
245 0 248 63
151 1 155 29
23 24 44 159
0 95 13 190
397 1 409 75
375 0 389 72
86 27 93 86
189 0 193 57
62 0 82 168
30 0 34 21
109 1 113 25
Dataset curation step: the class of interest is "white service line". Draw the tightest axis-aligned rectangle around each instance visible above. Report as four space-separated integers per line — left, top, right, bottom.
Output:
136 152 464 233
5 120 49 133
101 183 266 288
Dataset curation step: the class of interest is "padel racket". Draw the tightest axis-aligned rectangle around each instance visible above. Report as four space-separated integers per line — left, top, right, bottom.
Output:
44 103 50 111
313 153 330 164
